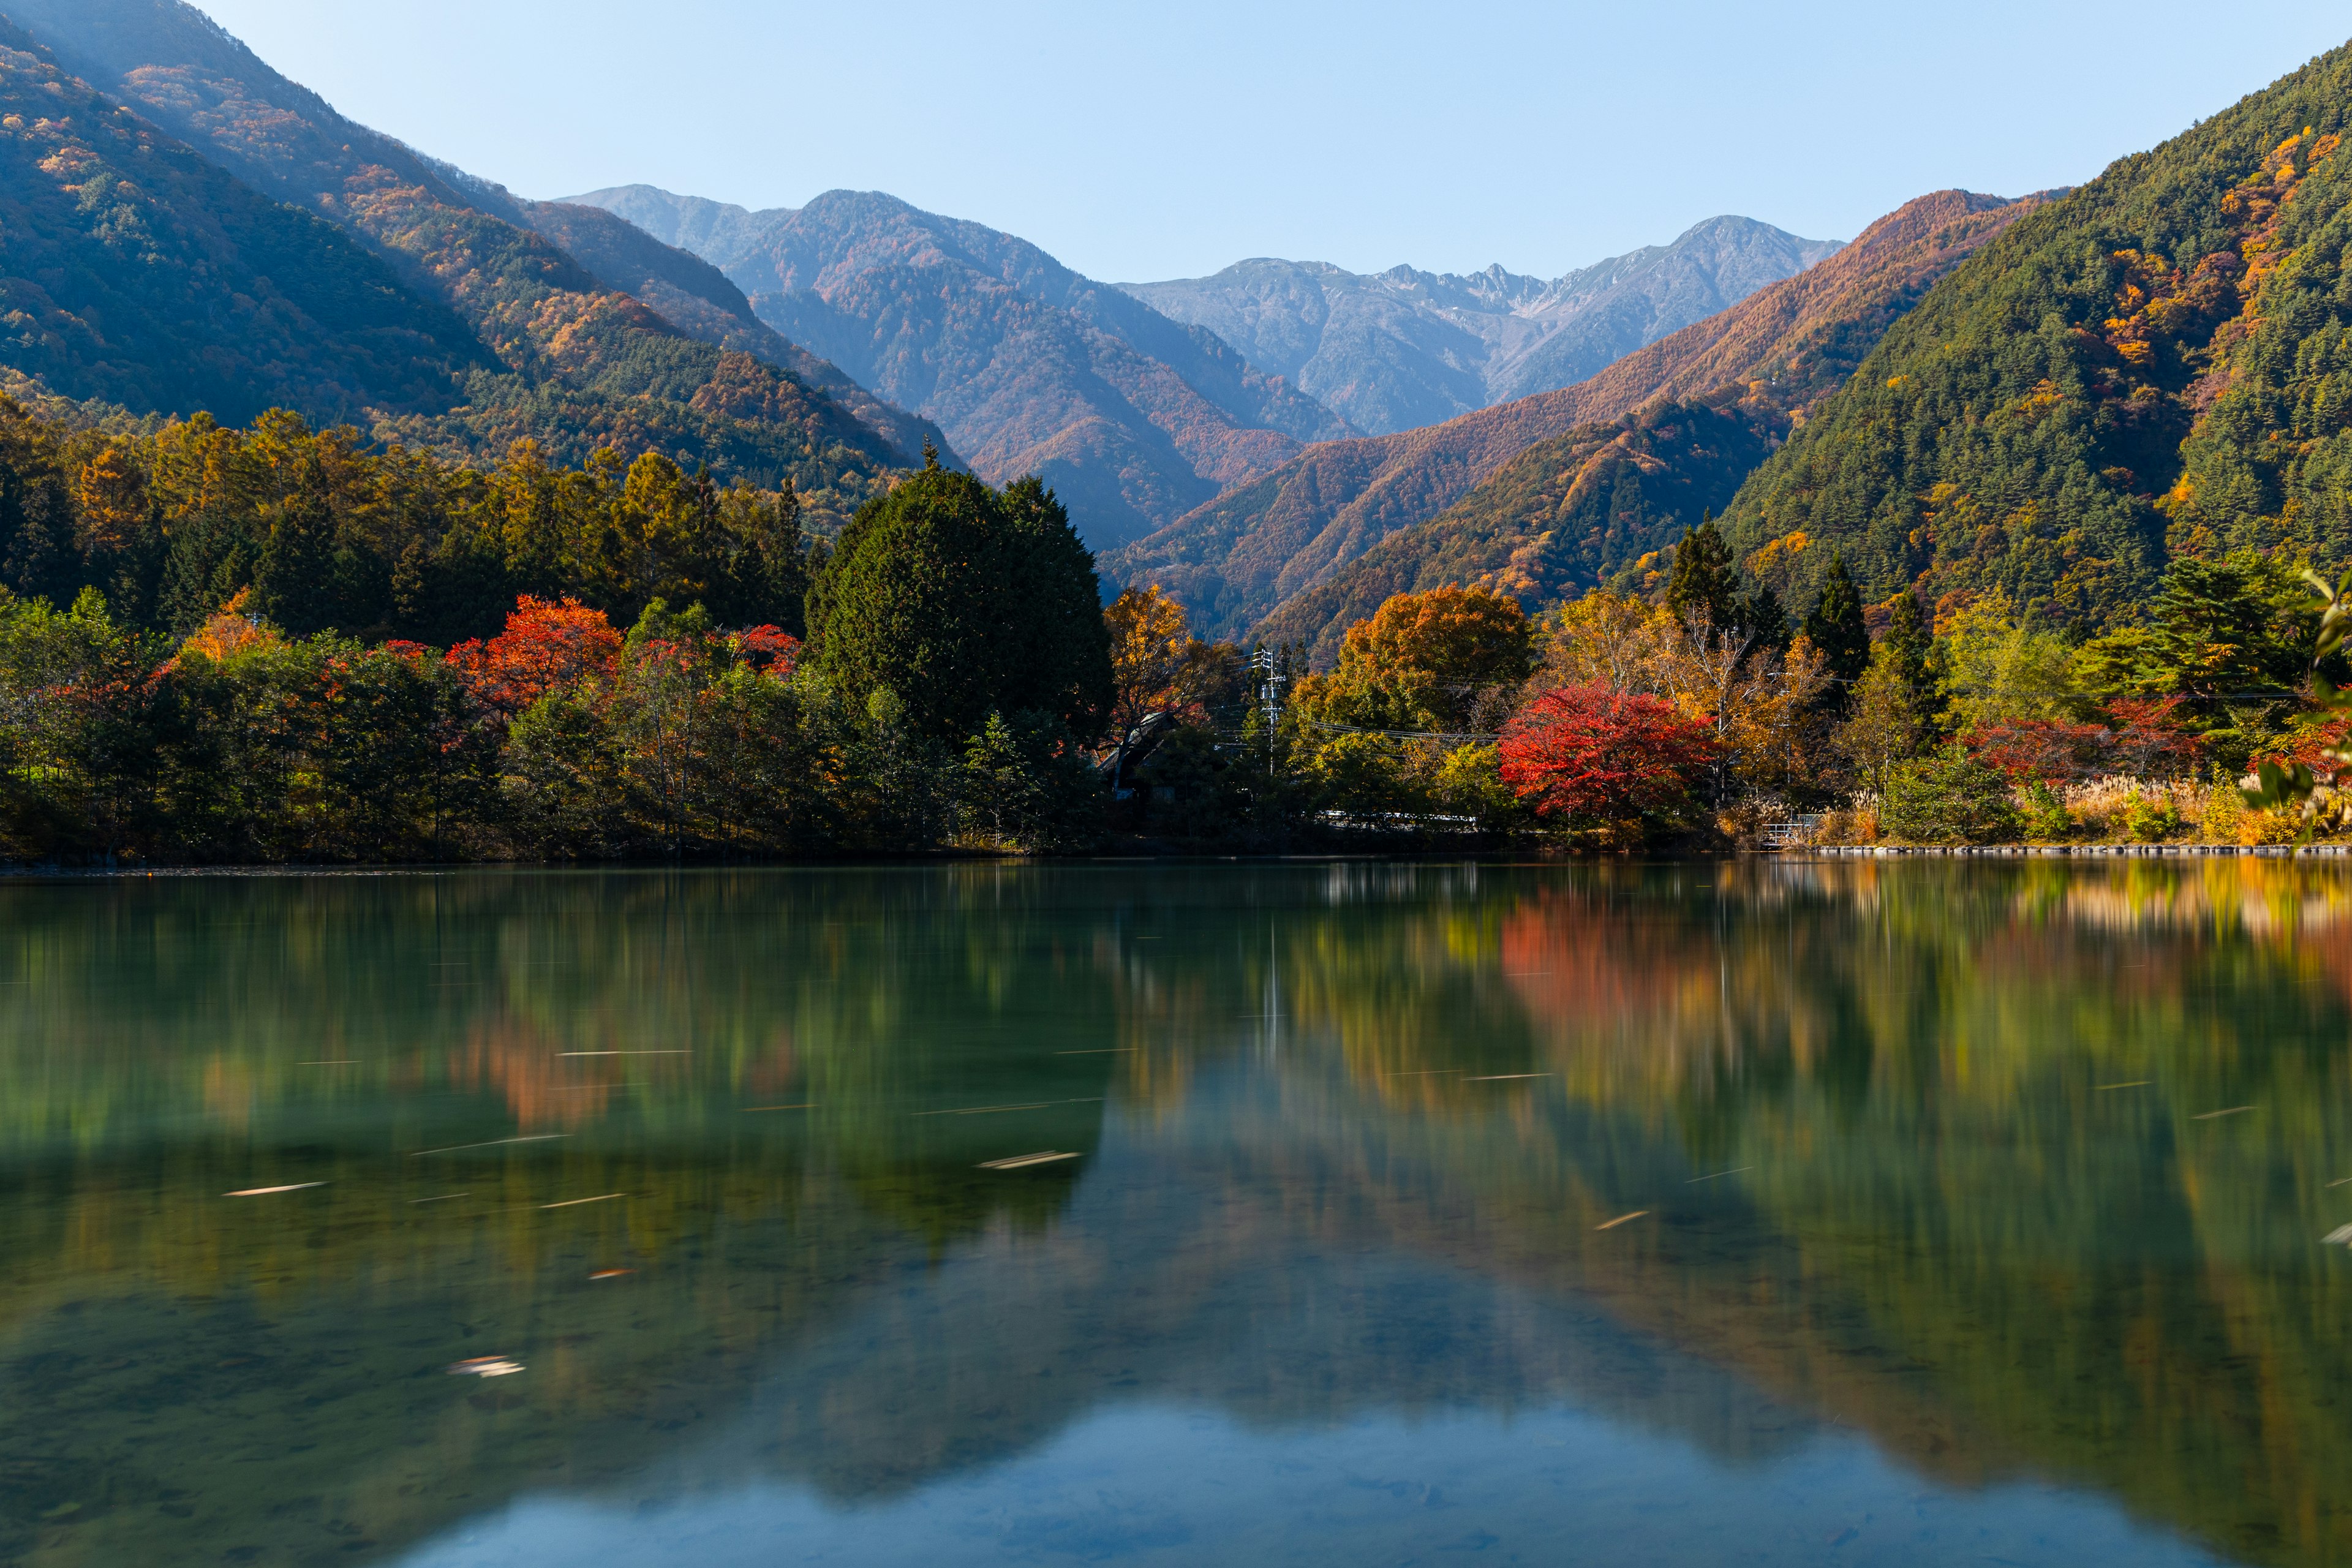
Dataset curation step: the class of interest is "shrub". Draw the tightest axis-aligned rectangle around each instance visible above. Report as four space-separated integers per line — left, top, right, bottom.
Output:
1880 748 2021 844
2019 780 2070 841
2121 786 2182 843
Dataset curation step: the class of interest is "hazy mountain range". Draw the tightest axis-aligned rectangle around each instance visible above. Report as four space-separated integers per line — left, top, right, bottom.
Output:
575 184 1353 549
576 186 1840 548
1120 219 1843 436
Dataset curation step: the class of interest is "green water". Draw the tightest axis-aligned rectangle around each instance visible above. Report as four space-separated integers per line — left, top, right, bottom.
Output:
1 861 2348 1566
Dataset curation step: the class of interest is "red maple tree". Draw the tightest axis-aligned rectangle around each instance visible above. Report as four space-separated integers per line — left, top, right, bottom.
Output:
1498 684 1719 823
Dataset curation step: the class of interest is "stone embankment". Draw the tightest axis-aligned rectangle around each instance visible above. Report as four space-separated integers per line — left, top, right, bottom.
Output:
1806 843 2352 858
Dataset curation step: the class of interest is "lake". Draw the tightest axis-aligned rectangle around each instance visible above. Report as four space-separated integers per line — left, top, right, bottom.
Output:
1 859 2346 1566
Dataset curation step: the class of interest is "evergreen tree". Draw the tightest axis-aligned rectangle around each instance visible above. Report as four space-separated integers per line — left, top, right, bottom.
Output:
1802 551 1871 688
808 467 1113 744
1882 587 1934 700
1738 582 1790 654
251 459 337 637
1664 514 1738 628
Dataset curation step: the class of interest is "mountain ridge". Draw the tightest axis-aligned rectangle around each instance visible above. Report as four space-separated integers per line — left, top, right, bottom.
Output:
574 182 1355 549
1120 217 1842 435
2 0 942 523
1714 40 2352 627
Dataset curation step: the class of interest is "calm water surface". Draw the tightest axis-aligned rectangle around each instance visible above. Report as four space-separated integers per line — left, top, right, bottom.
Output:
2 860 2348 1566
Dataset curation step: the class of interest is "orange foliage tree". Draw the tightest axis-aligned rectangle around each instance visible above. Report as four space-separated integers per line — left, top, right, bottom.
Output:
445 596 624 716
1294 585 1534 732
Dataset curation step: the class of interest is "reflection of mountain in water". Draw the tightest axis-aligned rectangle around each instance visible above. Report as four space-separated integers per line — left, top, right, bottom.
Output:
4 864 2352 1564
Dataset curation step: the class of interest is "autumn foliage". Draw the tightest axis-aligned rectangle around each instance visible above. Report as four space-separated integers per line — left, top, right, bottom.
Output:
446 597 624 715
1498 684 1720 827
1964 698 2199 783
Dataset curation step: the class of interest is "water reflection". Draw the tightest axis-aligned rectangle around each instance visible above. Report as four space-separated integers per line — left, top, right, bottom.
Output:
0 862 2346 1564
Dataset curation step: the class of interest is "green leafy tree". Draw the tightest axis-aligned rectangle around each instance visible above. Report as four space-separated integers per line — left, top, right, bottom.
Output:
959 709 1104 853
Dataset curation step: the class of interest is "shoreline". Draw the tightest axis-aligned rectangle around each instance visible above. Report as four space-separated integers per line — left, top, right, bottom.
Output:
1801 843 2352 858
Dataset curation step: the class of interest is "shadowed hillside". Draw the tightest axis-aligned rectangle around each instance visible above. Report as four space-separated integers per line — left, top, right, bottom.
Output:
5 0 933 523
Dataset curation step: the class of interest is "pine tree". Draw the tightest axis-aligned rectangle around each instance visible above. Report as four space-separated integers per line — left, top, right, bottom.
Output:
1802 551 1871 688
251 458 337 636
1738 582 1790 654
1882 587 1933 698
1664 514 1738 628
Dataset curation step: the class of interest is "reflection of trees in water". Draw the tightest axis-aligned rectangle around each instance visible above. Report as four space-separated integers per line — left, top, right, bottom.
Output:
9 863 2352 1564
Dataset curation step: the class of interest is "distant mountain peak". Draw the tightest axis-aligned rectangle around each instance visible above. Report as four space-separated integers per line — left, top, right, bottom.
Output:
1122 218 1841 437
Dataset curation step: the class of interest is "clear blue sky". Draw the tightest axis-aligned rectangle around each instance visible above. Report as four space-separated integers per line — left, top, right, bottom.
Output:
199 0 2352 283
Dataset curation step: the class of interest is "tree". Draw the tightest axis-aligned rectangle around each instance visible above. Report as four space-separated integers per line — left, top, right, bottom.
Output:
1498 683 1719 837
1664 516 1739 630
1802 551 1871 691
445 596 623 717
807 467 1112 744
249 455 337 638
1739 582 1791 655
1104 584 1245 735
1295 585 1534 731
1836 638 1938 791
959 709 1103 852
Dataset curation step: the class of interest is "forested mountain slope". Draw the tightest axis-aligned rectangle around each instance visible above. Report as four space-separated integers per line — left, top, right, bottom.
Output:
1251 191 2041 657
6 0 929 524
1115 191 2034 643
513 198 946 465
0 23 484 424
1123 217 1841 435
575 183 1354 549
1717 40 2352 627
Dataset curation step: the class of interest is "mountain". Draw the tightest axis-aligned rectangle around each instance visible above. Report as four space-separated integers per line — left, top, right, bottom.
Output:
1114 190 2037 645
0 21 484 426
1250 190 2042 658
5 0 936 526
510 198 944 465
1122 218 1842 436
1717 40 2352 631
573 184 1355 549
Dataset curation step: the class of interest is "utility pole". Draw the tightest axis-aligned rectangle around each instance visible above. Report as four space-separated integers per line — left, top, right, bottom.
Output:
1250 647 1287 768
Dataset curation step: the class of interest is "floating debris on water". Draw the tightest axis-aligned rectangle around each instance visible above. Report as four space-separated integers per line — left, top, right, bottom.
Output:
1464 1073 1553 1082
2096 1081 2152 1091
224 1183 323 1196
977 1152 1081 1170
1596 1211 1649 1231
410 1134 567 1156
446 1357 524 1378
2193 1106 2256 1120
2324 1224 2352 1246
590 1268 633 1280
409 1193 467 1204
1687 1167 1754 1183
541 1193 625 1209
